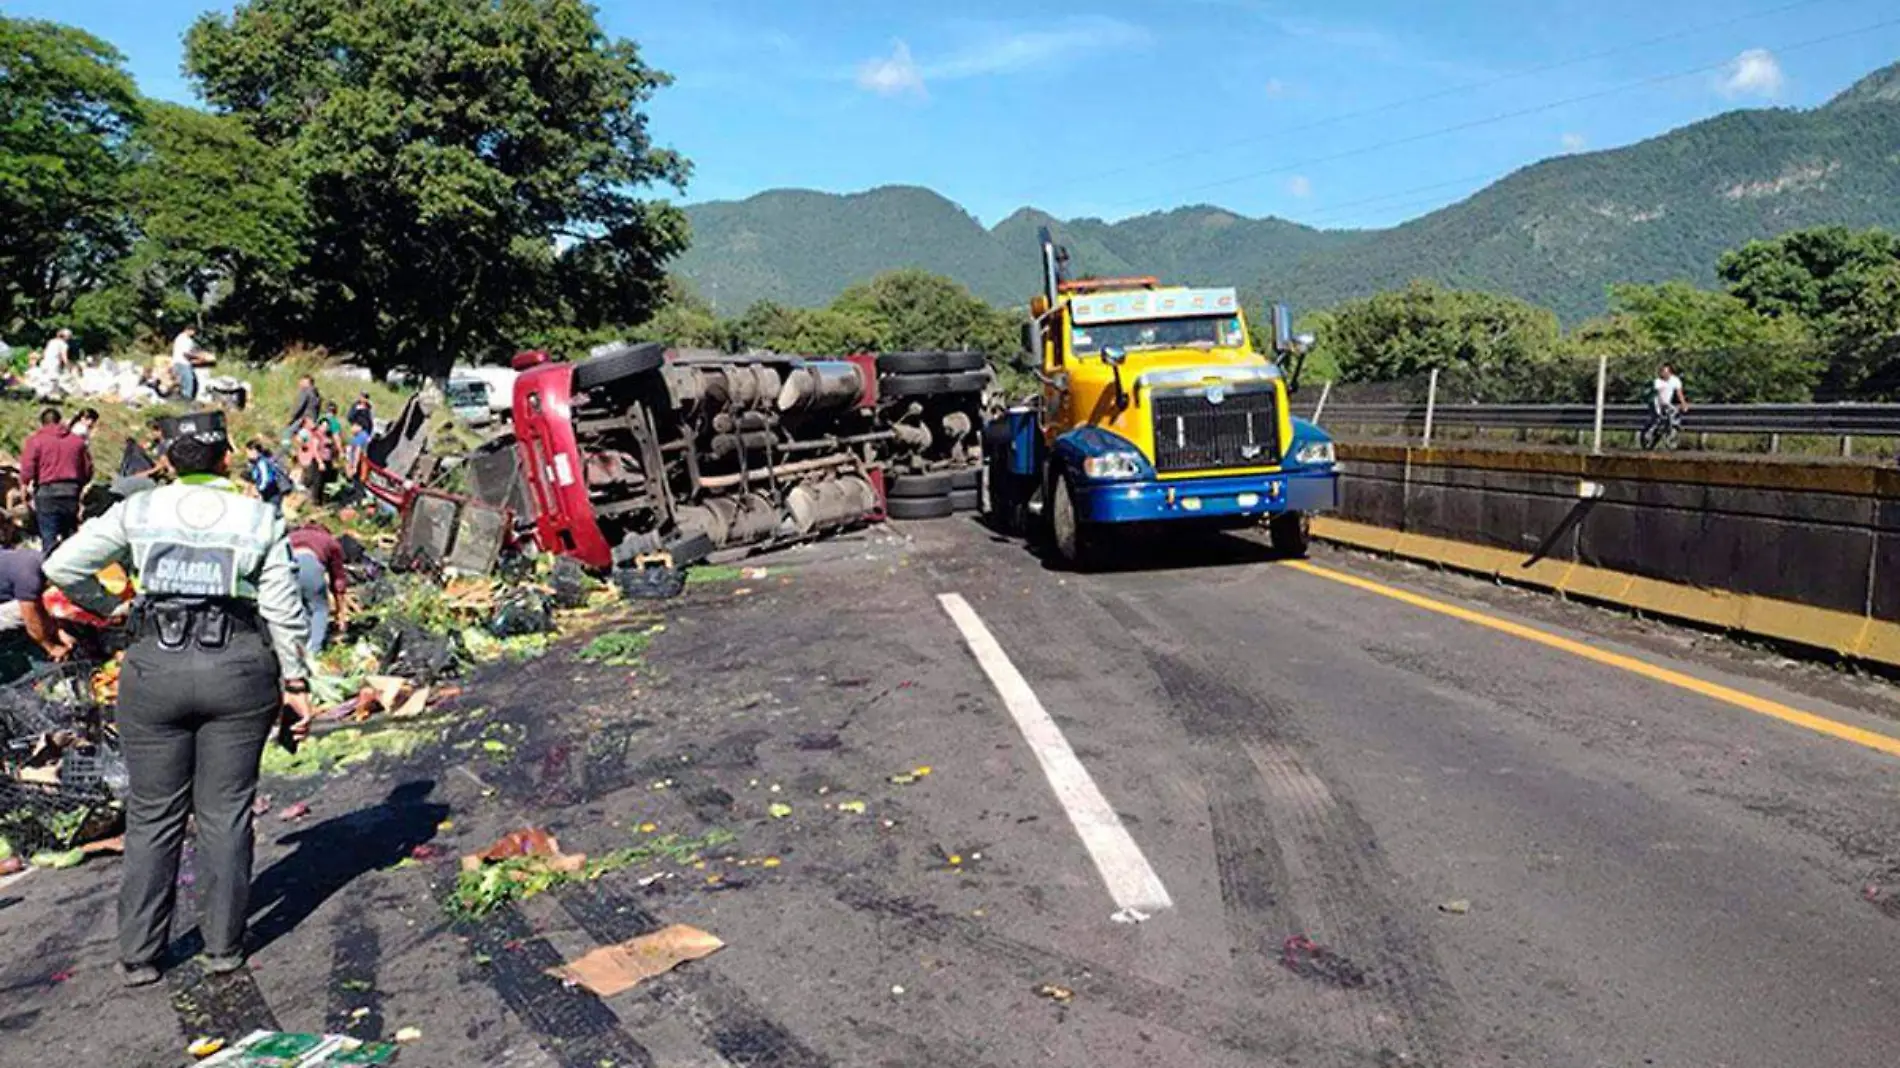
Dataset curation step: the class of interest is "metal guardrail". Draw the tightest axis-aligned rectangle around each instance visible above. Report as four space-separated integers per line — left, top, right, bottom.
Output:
1318 402 1900 437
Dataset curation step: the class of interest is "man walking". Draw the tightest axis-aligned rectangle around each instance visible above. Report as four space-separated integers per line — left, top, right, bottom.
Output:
44 414 313 985
286 375 322 432
20 406 94 551
31 328 72 397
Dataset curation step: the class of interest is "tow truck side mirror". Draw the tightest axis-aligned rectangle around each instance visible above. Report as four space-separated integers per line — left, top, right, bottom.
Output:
1021 319 1043 371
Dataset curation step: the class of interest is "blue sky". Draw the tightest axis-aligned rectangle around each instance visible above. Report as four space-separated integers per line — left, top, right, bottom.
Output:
15 0 1900 229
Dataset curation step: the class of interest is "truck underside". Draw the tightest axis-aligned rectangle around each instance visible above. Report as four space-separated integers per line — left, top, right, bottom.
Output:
365 344 988 575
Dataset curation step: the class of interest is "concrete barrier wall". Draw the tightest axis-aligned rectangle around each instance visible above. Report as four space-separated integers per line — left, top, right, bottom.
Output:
1327 444 1900 664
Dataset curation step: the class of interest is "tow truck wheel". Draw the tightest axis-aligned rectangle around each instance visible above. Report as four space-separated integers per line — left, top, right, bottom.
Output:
1051 472 1096 570
1269 511 1311 558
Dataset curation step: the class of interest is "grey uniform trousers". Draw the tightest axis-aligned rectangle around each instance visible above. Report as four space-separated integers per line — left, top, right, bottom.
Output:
116 627 281 966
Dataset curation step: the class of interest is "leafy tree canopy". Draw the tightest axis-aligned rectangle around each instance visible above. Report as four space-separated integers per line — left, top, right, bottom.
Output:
1313 281 1564 401
1576 282 1818 402
183 0 690 375
0 17 142 339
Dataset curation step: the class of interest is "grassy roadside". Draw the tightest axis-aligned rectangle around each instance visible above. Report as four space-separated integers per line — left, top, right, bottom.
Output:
0 349 412 467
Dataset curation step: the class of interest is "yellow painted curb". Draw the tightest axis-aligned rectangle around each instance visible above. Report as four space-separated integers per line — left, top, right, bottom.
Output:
1311 516 1900 670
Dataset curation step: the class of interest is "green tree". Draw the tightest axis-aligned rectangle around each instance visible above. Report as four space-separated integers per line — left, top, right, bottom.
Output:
1580 281 1819 402
1314 281 1566 401
183 0 689 375
0 18 142 340
831 269 1018 357
1718 226 1900 325
1717 226 1900 397
72 102 311 350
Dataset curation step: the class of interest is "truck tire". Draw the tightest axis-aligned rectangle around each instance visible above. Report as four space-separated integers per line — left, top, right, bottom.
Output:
886 494 955 520
1051 472 1097 570
950 488 980 513
880 370 990 400
950 467 980 491
888 472 956 498
573 341 665 393
877 351 986 375
1269 511 1310 558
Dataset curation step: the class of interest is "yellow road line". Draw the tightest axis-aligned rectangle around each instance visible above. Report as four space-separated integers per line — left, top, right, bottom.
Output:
1284 560 1900 761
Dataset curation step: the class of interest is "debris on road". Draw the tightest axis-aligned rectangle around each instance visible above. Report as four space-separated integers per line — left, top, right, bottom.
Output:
1033 982 1075 1004
195 1029 398 1065
1281 935 1369 989
278 802 310 822
888 765 933 785
767 802 793 819
1438 899 1471 915
547 923 725 996
448 828 737 919
1110 907 1151 925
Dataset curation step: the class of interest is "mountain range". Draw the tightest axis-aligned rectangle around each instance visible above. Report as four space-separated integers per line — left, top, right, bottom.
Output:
673 61 1900 323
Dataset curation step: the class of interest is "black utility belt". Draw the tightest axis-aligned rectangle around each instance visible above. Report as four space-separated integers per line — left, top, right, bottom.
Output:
132 598 261 651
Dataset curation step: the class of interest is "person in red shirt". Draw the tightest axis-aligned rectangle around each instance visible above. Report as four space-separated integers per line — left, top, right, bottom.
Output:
288 520 348 655
19 406 94 551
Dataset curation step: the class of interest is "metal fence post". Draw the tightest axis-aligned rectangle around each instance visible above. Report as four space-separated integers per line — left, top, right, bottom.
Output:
1843 435 1854 457
1592 354 1607 455
1312 380 1332 424
1422 368 1439 449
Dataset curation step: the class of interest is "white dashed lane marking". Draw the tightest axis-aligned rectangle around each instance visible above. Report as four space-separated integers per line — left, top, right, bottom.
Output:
938 593 1174 916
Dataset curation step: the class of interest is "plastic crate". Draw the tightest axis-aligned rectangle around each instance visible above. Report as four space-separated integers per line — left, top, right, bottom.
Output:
0 660 124 857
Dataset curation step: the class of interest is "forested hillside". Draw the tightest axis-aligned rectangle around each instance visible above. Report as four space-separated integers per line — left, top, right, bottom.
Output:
674 61 1900 322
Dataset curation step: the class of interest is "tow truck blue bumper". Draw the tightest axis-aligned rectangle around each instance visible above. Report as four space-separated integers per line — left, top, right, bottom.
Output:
1072 468 1339 524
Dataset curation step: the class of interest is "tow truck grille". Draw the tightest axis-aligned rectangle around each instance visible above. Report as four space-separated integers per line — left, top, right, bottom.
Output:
1150 388 1279 473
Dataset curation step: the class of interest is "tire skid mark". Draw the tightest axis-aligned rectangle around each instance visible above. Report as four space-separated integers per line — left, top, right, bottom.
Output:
835 885 1294 1062
164 853 281 1042
554 881 830 1068
455 901 656 1068
1110 590 1462 1067
166 959 281 1043
322 899 385 1040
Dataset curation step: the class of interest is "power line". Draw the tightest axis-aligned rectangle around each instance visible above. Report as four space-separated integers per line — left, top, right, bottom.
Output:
1291 170 1506 223
1026 0 1842 200
1103 15 1900 214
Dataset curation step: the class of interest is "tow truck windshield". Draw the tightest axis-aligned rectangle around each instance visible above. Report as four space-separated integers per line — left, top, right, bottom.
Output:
1070 314 1245 355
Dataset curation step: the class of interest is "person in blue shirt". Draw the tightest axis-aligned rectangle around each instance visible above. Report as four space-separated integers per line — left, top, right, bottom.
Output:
244 439 288 509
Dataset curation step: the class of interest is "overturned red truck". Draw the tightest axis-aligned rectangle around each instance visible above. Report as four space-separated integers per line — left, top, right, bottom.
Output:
363 343 988 575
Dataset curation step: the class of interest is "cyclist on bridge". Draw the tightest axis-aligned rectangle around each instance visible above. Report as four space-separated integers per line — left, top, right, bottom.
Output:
1643 362 1689 449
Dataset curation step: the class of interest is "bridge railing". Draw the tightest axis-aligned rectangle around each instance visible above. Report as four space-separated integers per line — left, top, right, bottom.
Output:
1309 368 1900 458
1317 401 1900 435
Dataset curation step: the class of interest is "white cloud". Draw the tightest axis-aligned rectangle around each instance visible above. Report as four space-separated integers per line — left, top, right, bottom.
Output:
1287 175 1313 198
852 18 1146 96
1264 78 1289 99
857 40 927 97
1718 48 1785 100
1560 132 1588 153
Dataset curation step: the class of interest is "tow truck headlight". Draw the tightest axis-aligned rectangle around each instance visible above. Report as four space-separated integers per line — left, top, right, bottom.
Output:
1295 441 1336 466
1082 452 1144 480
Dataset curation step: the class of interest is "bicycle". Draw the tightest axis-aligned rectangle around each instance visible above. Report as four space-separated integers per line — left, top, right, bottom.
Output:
1639 403 1682 451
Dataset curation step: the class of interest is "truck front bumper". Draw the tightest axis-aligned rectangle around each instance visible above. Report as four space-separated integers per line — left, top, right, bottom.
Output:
1072 468 1339 524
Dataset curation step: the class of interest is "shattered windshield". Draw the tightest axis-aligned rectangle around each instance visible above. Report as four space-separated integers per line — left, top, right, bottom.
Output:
1069 314 1245 355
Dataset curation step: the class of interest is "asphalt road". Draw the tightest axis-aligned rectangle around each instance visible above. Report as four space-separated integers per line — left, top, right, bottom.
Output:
4 516 1899 1067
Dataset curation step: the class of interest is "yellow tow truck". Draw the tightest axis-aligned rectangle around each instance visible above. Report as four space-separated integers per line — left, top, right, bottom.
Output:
983 228 1339 567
